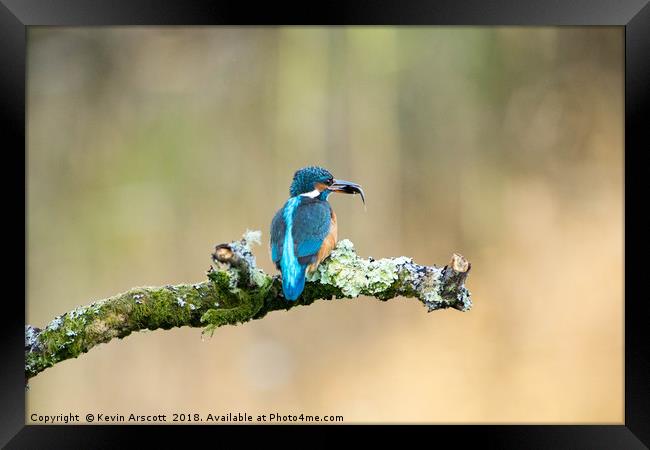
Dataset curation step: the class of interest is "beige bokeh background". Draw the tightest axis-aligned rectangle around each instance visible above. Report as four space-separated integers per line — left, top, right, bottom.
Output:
26 27 623 423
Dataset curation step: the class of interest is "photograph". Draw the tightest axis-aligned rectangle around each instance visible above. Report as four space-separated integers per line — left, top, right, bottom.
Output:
25 26 624 425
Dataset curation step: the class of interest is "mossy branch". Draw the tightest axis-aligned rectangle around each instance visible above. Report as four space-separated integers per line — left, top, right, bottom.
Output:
25 230 472 382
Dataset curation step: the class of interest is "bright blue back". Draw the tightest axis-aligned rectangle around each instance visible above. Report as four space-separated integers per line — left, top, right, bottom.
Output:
270 196 331 300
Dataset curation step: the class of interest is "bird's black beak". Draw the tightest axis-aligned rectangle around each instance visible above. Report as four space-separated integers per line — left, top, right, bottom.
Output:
328 179 365 205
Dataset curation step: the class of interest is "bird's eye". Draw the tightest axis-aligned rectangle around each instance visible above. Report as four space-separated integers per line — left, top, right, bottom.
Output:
326 178 334 185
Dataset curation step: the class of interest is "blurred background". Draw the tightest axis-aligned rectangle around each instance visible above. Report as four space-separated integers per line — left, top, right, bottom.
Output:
27 27 623 423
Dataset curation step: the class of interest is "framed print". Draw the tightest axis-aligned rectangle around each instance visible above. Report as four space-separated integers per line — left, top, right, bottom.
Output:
2 0 648 447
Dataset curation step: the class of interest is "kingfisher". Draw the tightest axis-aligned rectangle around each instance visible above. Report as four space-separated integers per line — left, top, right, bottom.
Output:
270 166 365 301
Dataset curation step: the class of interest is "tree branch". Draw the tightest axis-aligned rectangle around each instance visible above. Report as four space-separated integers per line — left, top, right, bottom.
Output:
25 230 472 382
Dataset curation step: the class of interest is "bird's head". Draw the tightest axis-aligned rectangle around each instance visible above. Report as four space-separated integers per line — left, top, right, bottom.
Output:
289 166 365 204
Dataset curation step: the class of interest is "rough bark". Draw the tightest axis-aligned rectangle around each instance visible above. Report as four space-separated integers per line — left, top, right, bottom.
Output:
25 230 472 382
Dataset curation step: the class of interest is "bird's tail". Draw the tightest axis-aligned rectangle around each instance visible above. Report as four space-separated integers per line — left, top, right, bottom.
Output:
281 264 307 301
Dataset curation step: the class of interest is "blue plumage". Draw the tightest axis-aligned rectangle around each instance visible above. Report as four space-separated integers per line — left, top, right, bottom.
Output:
271 166 365 301
295 199 332 260
270 209 286 265
271 197 331 300
279 197 305 300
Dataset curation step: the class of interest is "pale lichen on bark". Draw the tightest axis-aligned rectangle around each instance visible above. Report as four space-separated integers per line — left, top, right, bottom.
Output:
307 239 471 311
25 230 472 382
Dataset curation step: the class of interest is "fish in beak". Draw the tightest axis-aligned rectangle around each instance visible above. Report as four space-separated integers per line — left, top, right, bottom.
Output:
328 179 365 205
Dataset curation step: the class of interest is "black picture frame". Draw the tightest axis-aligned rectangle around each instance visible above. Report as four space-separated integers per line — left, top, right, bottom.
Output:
3 0 648 447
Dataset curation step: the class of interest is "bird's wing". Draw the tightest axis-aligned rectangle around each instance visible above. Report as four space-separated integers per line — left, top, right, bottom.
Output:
292 199 332 260
270 207 286 266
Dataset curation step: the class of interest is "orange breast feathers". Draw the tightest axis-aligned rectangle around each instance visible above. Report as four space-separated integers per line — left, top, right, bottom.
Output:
307 210 338 274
